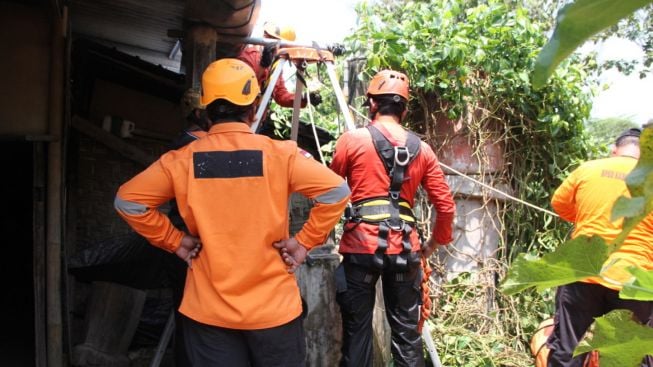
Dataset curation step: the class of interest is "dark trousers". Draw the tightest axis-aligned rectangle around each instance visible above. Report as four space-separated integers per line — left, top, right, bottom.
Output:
547 282 653 367
182 315 306 367
336 256 424 367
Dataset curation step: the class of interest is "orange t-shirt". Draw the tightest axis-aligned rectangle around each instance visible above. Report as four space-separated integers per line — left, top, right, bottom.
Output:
551 155 653 289
115 122 349 329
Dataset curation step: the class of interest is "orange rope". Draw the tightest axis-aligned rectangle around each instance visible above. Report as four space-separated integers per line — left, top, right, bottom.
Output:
418 256 433 333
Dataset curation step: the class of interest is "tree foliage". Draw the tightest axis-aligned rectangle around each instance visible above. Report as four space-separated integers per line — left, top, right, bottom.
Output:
531 0 652 88
585 117 639 158
347 0 596 257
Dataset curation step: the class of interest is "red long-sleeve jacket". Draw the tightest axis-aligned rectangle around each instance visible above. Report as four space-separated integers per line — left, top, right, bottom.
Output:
330 118 456 254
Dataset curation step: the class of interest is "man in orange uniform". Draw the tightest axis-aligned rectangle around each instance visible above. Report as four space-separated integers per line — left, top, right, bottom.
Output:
114 58 349 366
329 70 455 367
547 127 653 367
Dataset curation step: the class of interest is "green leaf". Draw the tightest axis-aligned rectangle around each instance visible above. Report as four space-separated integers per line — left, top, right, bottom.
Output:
500 236 615 295
532 0 653 89
612 127 653 244
574 309 653 367
620 268 653 301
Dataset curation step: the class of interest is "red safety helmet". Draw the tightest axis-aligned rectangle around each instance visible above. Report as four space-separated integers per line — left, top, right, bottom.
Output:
366 70 410 101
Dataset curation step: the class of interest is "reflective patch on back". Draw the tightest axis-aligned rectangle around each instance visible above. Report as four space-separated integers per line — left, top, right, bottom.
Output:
193 150 263 178
298 149 312 159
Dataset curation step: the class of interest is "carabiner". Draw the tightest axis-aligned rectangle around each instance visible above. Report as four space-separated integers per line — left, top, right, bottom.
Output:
394 146 410 166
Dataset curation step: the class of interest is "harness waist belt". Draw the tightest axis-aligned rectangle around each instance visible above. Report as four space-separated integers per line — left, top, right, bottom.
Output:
351 199 416 223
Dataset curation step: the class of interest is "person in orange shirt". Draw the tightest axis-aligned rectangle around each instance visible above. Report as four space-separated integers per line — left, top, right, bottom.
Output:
329 70 455 367
114 58 349 366
547 127 653 367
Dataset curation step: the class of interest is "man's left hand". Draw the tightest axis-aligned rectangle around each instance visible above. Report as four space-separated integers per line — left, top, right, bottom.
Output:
273 237 308 273
176 234 202 268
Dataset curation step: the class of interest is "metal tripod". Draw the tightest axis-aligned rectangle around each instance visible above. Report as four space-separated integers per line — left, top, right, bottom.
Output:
249 46 356 138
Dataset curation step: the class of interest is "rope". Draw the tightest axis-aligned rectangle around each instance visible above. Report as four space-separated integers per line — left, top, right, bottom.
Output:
347 105 559 218
306 91 327 165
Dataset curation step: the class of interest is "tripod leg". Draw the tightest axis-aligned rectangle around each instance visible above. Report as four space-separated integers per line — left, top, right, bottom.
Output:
251 58 287 133
290 67 305 142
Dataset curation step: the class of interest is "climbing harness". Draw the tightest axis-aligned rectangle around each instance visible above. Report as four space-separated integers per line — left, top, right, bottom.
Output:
345 123 422 269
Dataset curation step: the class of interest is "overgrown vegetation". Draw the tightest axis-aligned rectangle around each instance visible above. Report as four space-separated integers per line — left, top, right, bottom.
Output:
345 0 600 364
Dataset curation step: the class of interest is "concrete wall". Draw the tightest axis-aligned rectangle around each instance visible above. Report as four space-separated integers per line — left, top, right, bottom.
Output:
0 2 51 135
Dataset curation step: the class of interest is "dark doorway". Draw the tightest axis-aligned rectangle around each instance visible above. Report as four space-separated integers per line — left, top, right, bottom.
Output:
0 142 35 366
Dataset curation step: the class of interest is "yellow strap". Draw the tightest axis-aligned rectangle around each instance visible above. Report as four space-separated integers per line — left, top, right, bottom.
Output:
360 213 416 222
359 200 412 209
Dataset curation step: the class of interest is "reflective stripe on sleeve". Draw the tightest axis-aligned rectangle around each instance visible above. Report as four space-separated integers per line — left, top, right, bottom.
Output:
314 181 351 204
114 195 148 215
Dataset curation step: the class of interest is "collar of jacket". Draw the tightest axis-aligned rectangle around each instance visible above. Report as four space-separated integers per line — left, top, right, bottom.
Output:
208 122 253 135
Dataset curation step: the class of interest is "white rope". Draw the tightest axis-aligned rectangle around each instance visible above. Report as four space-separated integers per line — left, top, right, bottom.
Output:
347 105 559 218
305 91 327 165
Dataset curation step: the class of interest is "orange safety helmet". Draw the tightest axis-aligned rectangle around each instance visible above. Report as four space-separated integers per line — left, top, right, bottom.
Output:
366 69 410 101
263 21 297 42
200 58 260 107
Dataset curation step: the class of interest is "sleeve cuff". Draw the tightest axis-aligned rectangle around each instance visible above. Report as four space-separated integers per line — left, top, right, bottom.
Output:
294 231 316 250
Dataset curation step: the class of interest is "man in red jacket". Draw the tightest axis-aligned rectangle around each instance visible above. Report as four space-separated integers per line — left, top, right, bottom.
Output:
330 69 456 367
238 22 321 130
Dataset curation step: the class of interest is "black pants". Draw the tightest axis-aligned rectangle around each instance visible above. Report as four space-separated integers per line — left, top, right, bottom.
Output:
182 315 306 367
547 282 653 367
336 255 424 367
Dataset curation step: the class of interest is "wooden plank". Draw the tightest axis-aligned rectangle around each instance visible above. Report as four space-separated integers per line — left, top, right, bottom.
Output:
33 142 47 367
0 135 57 142
71 116 156 167
46 6 65 365
183 25 217 90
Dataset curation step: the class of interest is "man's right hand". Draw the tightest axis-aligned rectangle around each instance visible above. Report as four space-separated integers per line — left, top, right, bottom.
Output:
273 237 308 273
175 234 202 268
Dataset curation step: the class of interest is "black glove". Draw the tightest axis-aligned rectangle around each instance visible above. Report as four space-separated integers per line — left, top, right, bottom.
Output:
260 43 278 68
327 43 346 56
305 92 322 106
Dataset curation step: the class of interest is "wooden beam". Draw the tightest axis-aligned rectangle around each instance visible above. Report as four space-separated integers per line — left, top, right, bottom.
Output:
46 5 64 365
71 116 156 167
183 25 218 90
33 142 47 367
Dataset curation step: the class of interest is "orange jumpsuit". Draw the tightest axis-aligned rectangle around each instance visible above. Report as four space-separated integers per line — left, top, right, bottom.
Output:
115 122 349 330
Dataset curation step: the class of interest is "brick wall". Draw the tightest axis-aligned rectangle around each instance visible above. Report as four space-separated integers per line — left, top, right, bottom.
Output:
72 132 168 251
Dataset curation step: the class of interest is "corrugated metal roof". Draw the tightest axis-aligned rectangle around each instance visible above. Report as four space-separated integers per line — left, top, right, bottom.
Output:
70 0 185 72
